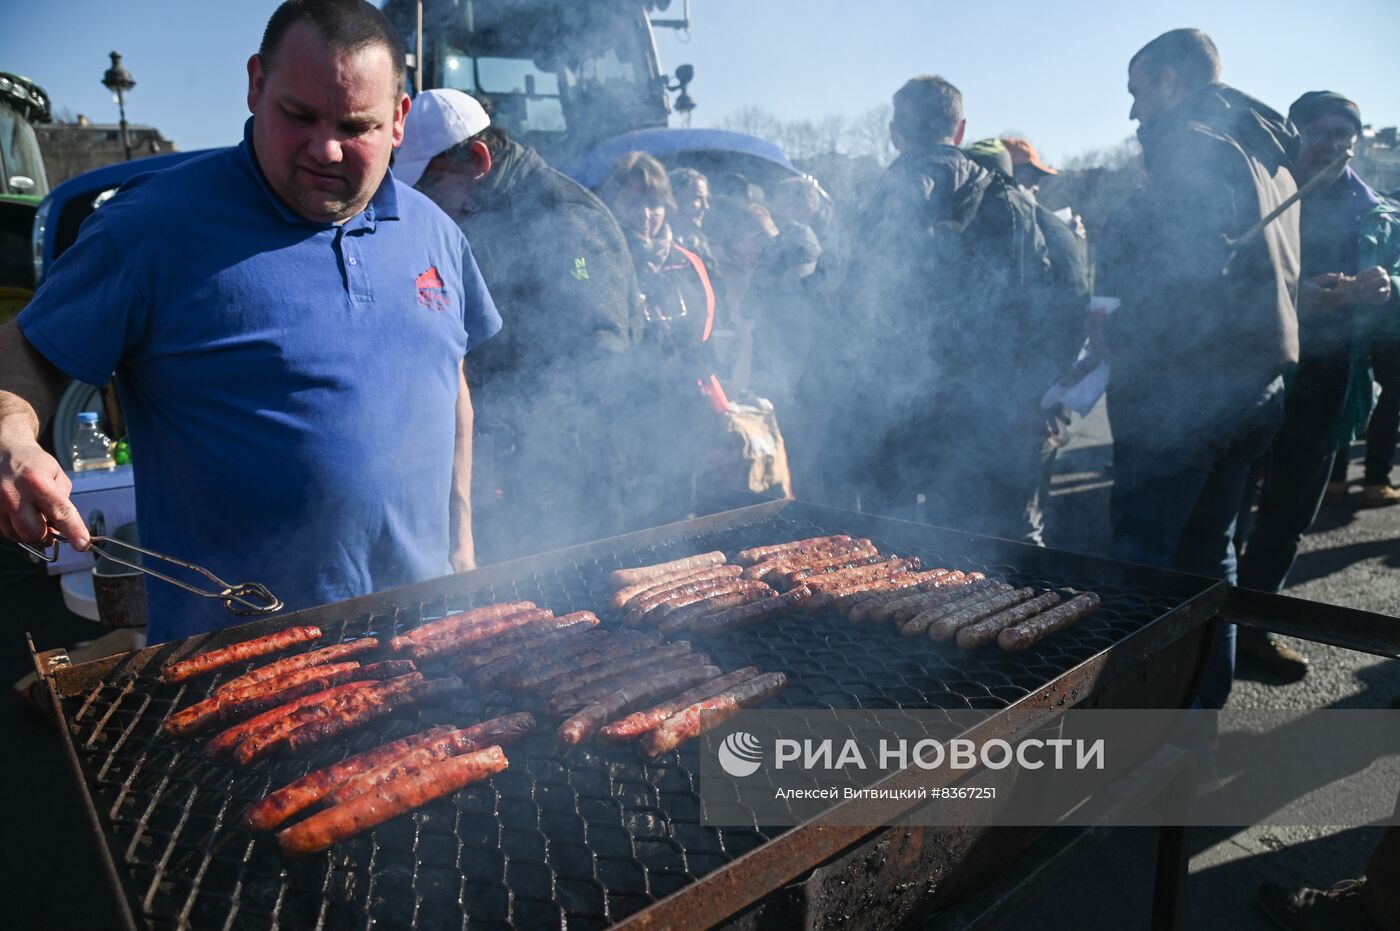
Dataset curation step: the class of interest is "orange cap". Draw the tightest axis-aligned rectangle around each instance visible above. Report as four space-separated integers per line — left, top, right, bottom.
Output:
1001 137 1057 175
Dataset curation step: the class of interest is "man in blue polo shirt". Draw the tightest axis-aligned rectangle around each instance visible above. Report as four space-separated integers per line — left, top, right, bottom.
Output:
0 0 500 641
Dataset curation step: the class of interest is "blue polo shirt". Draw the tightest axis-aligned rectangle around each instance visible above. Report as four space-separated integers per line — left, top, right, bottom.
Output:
19 119 501 642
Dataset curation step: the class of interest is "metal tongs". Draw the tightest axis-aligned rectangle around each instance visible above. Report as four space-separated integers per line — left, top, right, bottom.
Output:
19 534 283 616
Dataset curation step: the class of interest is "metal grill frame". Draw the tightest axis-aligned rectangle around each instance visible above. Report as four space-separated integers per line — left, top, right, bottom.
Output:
31 498 1230 930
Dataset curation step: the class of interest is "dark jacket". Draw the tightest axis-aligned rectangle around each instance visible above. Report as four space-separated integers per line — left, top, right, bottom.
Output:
1101 83 1300 451
457 141 644 554
848 144 1053 421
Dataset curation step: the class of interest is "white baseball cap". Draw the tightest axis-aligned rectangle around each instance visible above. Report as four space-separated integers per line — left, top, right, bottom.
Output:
394 88 491 188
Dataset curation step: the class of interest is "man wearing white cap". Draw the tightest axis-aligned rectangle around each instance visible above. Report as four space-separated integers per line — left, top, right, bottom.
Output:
400 88 644 562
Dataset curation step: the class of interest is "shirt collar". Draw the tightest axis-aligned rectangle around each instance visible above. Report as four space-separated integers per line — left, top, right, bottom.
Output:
239 116 401 228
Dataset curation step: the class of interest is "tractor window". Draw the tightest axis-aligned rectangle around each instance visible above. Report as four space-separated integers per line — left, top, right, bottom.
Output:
439 49 567 137
0 103 49 197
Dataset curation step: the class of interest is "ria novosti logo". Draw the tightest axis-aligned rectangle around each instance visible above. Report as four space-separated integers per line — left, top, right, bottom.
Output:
718 732 764 777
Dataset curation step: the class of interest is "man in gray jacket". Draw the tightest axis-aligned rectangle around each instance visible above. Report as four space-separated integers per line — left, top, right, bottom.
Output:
1099 29 1300 708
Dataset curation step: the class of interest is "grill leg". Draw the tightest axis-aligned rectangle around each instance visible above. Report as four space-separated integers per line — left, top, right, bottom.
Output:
1151 823 1188 931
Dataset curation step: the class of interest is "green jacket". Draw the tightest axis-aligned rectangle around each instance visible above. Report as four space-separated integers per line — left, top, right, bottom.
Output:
1331 192 1400 446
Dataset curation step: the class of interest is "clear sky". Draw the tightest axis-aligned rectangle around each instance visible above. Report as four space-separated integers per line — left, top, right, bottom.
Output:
4 0 1397 166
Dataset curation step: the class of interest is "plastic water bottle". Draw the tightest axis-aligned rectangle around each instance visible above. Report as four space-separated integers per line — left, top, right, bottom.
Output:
72 411 116 472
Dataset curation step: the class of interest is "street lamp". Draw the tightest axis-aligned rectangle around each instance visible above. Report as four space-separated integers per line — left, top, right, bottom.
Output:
101 51 136 161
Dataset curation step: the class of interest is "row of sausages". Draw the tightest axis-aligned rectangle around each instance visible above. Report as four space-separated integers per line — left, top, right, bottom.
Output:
610 535 1102 651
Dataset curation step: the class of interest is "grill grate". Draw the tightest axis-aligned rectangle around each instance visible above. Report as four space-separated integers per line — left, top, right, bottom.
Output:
50 506 1213 930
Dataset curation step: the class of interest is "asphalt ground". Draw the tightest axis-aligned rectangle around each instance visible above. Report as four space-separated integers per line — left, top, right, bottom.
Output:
1 398 1395 929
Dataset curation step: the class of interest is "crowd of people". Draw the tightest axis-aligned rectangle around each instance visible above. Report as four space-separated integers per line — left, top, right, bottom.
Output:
0 4 1397 925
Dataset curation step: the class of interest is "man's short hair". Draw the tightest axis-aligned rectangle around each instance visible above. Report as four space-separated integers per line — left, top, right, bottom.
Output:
261 0 407 92
1129 28 1221 90
892 76 964 148
445 125 512 166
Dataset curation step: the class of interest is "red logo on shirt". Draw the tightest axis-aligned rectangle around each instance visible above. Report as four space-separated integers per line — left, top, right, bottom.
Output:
416 265 448 311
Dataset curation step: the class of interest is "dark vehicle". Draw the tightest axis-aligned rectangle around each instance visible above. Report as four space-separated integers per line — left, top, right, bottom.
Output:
383 0 680 166
1 70 52 321
381 0 799 185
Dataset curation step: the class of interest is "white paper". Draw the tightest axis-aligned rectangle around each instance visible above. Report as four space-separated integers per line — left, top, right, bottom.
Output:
1053 207 1073 224
1088 296 1121 316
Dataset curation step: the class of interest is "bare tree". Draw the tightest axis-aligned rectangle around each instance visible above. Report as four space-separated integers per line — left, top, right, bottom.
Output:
814 114 848 156
850 104 896 166
717 105 784 144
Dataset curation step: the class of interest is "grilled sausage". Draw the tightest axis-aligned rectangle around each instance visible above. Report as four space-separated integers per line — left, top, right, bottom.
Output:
206 679 385 760
735 536 853 565
470 629 619 688
841 569 956 619
776 553 885 588
277 677 463 758
648 579 772 623
600 667 762 743
657 588 777 635
998 593 1102 651
878 576 999 626
805 562 922 607
805 557 921 591
390 602 536 648
925 588 1036 641
401 609 555 661
547 650 710 715
164 661 364 737
556 665 722 749
857 573 987 624
172 660 412 737
833 569 957 615
680 586 813 635
610 565 744 611
244 726 457 831
327 713 534 805
639 673 788 758
896 583 1010 636
161 626 322 683
505 632 661 691
608 551 727 589
231 673 426 764
621 577 755 626
743 540 878 581
956 592 1063 649
218 661 416 723
456 615 600 671
277 747 508 857
215 639 380 696
542 642 698 703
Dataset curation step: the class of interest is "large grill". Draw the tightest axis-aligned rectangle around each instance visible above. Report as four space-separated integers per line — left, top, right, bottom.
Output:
31 499 1229 930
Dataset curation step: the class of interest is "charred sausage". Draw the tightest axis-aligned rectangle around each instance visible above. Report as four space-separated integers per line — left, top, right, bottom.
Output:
678 586 813 635
608 552 727 589
639 673 788 758
162 626 322 683
923 588 1036 641
600 667 762 743
956 592 1063 649
998 593 1102 651
204 680 382 759
610 565 744 611
243 725 456 831
556 665 722 749
390 602 536 648
657 588 777 635
277 747 508 857
735 536 853 565
215 638 380 696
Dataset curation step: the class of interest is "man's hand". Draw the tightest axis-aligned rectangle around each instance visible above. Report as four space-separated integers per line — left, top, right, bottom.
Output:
1345 266 1393 306
0 430 90 550
1300 273 1350 312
